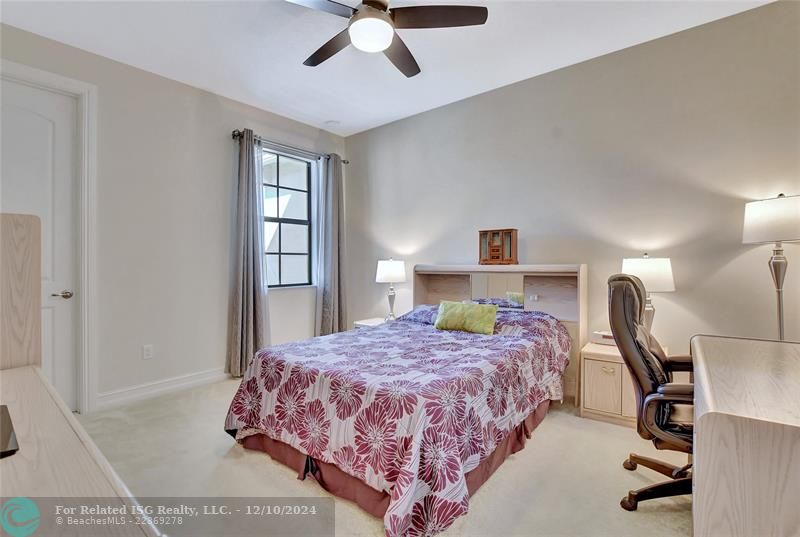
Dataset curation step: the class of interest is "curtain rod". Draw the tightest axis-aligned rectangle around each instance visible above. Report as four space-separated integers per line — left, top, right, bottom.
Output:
231 129 349 164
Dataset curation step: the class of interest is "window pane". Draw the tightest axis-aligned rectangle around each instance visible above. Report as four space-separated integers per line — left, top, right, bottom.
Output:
279 188 308 220
262 152 313 288
266 254 279 286
263 151 277 185
264 221 278 253
281 255 308 285
264 186 278 218
279 156 308 190
281 223 308 253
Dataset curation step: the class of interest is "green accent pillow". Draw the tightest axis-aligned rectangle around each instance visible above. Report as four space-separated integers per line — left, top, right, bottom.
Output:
434 300 498 335
506 291 524 305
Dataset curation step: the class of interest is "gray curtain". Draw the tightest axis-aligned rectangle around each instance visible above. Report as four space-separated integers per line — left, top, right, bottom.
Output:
227 128 270 376
315 154 346 335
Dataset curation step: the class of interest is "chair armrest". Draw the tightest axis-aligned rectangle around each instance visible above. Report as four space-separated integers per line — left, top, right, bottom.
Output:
656 383 694 397
643 386 693 411
642 386 694 452
663 354 693 373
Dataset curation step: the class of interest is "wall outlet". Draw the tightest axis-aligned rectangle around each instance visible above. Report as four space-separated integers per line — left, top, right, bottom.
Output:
142 344 154 360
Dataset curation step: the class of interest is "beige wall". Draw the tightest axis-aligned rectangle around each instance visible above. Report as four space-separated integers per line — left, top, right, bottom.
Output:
0 25 343 396
344 2 800 353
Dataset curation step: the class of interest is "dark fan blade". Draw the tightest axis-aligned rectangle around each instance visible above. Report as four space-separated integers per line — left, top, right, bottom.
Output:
285 0 354 18
303 29 351 66
392 5 488 29
384 33 421 78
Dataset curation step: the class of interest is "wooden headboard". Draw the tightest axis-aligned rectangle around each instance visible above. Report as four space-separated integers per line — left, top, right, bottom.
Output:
1 213 42 370
413 264 588 402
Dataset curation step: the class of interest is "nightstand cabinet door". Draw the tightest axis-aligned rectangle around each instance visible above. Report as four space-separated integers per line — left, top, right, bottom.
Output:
583 359 622 415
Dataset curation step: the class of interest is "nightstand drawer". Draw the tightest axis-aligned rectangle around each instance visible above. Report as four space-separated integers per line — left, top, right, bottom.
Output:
583 358 622 414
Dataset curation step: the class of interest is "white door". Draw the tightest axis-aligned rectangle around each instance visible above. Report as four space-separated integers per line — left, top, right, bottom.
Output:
1 78 79 410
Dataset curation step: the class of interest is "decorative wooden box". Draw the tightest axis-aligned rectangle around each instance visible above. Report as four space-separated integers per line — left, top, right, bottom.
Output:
479 228 518 265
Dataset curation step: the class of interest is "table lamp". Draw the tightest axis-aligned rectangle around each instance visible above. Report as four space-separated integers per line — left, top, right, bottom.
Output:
742 193 800 341
376 258 406 321
621 254 675 331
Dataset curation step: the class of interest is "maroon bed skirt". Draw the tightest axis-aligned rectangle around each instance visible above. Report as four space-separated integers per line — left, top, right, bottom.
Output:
241 399 551 519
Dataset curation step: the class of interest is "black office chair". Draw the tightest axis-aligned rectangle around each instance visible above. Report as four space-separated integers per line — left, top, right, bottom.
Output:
608 274 693 511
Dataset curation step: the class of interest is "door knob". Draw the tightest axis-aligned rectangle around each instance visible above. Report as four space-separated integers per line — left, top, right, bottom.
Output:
51 290 74 299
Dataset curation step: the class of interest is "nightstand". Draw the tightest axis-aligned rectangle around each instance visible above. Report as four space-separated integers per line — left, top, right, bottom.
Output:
353 317 385 329
580 343 639 427
580 342 678 427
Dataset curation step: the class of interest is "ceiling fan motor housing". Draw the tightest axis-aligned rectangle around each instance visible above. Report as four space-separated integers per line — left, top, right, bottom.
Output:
362 0 390 12
350 3 393 26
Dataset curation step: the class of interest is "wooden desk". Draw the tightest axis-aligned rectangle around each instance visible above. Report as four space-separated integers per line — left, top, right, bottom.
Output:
0 366 153 536
692 335 800 537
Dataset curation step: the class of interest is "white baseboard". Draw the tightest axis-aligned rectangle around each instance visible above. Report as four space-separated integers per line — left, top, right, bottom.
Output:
94 368 229 411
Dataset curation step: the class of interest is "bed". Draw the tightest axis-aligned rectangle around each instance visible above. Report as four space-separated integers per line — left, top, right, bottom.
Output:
227 312 574 535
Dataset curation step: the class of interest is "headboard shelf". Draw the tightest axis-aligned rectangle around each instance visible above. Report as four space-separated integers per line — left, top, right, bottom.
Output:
413 263 588 402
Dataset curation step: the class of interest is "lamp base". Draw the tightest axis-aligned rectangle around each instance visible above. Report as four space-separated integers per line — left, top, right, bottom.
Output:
385 285 396 322
768 242 787 341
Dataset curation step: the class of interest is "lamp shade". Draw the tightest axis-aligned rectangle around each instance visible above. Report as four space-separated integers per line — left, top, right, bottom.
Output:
376 259 406 283
742 194 800 244
621 256 675 293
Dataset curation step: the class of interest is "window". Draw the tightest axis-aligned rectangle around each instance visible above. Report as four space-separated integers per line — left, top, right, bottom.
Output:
262 150 312 287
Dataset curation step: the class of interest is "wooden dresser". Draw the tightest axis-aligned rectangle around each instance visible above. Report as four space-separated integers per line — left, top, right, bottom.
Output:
692 335 800 537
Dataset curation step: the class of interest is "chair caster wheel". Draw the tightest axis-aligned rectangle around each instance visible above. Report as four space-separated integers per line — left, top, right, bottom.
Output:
620 496 638 511
622 459 638 471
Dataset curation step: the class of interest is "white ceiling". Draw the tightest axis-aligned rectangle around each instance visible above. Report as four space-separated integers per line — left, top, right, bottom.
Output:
1 0 767 136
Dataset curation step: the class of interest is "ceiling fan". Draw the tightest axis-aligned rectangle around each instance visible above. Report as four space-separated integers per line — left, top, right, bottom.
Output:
287 0 488 77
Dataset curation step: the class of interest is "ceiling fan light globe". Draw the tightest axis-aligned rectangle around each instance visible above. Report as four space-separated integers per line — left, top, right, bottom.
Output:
349 14 394 53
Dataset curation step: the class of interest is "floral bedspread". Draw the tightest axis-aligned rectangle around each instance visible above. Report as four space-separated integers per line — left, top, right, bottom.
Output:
225 306 571 536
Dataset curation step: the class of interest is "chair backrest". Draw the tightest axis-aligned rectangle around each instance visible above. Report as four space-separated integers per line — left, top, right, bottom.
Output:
607 274 671 439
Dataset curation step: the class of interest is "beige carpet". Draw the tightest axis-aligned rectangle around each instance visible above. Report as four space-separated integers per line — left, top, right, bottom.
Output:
80 379 691 537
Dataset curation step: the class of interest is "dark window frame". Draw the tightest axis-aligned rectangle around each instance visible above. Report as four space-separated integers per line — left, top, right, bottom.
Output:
263 150 313 288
